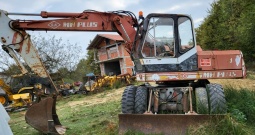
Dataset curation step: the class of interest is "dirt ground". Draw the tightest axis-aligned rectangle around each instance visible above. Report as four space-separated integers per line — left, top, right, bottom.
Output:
58 88 125 109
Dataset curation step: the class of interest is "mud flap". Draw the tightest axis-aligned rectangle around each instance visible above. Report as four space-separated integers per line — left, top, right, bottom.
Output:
119 114 224 135
25 97 66 134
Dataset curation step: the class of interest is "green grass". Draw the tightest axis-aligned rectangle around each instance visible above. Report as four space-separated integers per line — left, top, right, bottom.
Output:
9 83 255 135
225 86 255 126
61 100 120 135
246 71 255 80
9 90 122 135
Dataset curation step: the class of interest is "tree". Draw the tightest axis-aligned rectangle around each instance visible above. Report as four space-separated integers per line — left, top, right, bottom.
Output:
32 35 82 73
71 59 87 81
0 35 83 76
196 0 255 63
85 49 100 75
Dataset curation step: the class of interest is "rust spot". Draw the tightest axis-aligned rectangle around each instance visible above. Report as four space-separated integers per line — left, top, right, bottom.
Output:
12 32 18 44
26 39 31 54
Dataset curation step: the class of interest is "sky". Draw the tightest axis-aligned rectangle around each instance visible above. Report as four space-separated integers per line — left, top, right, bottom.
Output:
0 0 215 56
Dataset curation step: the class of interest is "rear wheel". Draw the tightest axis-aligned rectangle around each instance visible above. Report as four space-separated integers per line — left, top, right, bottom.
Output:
195 87 209 114
135 86 148 114
206 83 227 114
121 85 137 114
0 94 9 106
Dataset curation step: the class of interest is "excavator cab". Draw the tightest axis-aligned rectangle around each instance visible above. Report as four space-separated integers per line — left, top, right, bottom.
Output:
132 14 197 73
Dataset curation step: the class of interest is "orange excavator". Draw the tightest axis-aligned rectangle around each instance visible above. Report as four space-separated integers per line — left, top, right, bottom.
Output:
0 9 246 134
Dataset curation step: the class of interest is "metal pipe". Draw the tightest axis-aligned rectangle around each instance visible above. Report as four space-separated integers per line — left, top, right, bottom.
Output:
8 12 40 16
147 89 153 112
120 23 131 42
153 91 159 113
188 87 193 113
182 92 188 113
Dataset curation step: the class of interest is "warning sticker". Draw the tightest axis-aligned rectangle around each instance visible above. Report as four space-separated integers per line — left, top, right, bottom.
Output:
200 58 211 66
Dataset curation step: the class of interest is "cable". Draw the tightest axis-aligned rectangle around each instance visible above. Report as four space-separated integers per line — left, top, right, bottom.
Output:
5 20 26 46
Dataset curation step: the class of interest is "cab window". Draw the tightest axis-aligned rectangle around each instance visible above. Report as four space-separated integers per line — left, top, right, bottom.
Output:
178 17 194 52
142 17 175 58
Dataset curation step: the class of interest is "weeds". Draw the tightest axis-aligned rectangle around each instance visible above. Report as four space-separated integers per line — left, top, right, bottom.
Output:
224 86 255 125
111 79 127 89
246 71 255 80
188 115 249 135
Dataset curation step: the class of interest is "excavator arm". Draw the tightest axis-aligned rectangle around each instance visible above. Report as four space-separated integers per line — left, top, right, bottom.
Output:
0 9 139 94
0 9 139 134
7 10 138 52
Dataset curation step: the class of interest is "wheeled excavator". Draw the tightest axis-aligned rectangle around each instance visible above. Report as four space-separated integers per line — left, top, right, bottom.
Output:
0 9 246 134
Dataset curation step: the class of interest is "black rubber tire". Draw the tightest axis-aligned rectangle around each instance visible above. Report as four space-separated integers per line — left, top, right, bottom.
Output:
134 86 148 114
195 87 209 114
121 85 137 114
206 83 227 114
0 94 9 107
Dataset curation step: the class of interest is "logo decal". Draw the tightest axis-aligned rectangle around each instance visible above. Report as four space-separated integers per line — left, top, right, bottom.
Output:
48 21 61 29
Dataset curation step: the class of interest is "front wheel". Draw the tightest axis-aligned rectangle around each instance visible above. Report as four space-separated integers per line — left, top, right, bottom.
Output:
121 85 137 114
135 86 148 114
206 83 227 114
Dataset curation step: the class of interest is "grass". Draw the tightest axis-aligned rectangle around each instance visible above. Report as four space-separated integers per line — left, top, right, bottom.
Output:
61 100 120 135
9 88 124 135
225 86 255 125
8 75 255 135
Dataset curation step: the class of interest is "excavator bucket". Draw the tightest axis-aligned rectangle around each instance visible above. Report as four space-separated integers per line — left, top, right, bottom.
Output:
25 97 66 134
119 114 224 135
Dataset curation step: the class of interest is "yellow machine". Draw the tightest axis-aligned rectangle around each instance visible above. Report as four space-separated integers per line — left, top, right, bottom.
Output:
81 73 132 92
0 78 33 108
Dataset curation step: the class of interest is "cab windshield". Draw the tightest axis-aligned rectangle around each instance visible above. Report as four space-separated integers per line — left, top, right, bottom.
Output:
142 17 175 58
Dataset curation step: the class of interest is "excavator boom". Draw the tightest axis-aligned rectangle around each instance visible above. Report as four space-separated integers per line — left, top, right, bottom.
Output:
0 10 65 134
0 9 139 134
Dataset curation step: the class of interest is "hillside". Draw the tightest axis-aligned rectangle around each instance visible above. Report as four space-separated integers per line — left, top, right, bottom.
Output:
9 88 125 135
8 76 255 135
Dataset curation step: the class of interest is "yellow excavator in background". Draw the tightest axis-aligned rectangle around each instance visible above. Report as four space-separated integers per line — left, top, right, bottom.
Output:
80 73 133 93
0 76 35 108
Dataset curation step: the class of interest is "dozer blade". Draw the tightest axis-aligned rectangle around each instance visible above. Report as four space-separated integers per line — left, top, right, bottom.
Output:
25 97 66 134
119 114 225 135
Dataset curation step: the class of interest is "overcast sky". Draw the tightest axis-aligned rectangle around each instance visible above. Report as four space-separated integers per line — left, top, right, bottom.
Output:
0 0 215 55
